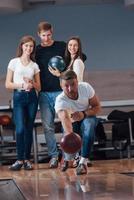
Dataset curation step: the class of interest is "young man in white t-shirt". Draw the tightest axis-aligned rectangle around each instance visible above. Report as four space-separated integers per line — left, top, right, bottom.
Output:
55 70 101 175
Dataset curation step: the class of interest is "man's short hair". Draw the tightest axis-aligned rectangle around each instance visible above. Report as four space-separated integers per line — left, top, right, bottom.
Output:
38 21 52 33
60 70 77 81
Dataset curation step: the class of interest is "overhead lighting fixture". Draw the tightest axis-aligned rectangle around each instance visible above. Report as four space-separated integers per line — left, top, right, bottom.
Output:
124 0 134 8
0 0 23 14
28 0 55 5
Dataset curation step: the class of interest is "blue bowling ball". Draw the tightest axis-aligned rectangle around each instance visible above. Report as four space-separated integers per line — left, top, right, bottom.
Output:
48 56 66 72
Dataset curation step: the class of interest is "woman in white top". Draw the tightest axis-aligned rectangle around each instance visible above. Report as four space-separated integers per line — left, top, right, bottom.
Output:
5 35 41 171
64 36 85 82
48 36 85 82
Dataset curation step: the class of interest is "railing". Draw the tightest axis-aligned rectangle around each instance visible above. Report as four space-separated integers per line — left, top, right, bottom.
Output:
0 99 134 163
100 99 134 108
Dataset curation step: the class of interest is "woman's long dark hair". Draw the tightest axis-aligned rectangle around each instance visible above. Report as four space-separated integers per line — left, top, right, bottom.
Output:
16 35 36 61
64 36 83 69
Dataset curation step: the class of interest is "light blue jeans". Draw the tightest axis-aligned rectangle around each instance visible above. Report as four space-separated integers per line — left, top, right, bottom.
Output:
64 116 98 161
39 91 61 158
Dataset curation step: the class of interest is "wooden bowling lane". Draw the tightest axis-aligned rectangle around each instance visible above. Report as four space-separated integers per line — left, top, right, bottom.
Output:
0 159 134 200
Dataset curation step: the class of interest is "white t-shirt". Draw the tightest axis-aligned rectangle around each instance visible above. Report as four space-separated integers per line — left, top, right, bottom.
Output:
55 82 95 115
8 57 40 84
72 58 85 82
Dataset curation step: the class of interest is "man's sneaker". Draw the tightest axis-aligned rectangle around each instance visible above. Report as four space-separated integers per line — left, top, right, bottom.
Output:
24 161 33 170
61 161 69 172
76 163 87 175
49 157 58 168
9 160 23 171
72 156 80 168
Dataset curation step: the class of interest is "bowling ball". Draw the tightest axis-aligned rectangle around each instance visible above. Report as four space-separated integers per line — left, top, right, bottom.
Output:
0 115 11 125
60 132 82 154
48 56 66 72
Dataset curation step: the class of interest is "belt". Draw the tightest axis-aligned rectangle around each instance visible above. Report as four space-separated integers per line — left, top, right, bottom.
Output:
14 88 35 92
14 89 30 92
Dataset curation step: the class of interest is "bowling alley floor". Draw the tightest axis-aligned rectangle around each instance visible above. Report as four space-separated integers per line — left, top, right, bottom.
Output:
0 159 134 200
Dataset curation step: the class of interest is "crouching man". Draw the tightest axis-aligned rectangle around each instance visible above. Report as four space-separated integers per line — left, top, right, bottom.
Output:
55 70 101 175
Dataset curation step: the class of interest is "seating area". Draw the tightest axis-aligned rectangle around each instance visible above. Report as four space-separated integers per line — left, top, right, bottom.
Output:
0 99 134 165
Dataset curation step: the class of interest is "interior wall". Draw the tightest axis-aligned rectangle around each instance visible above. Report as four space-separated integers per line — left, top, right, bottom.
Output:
0 4 134 74
0 4 134 104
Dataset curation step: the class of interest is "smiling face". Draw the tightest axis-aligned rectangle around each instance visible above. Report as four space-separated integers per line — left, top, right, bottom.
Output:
16 36 36 60
68 39 79 57
38 29 53 46
22 41 34 56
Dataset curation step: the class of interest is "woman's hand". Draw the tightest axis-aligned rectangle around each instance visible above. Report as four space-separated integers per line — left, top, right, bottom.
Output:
23 77 33 91
23 82 33 91
48 66 61 77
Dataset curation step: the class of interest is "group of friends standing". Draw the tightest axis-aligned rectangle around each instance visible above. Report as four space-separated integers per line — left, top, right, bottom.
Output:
5 21 101 175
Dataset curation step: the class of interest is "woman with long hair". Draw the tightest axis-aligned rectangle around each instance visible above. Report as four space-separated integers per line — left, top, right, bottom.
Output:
5 35 41 170
49 36 85 82
64 36 85 82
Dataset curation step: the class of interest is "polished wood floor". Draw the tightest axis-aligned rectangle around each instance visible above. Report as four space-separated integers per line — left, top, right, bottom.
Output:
0 159 134 200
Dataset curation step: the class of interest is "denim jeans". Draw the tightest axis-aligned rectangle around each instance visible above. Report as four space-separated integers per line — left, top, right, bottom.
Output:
39 91 61 158
64 116 98 160
13 89 38 160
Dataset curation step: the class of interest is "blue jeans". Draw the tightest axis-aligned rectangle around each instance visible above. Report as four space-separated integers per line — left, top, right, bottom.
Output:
39 91 61 158
64 116 98 160
13 89 38 160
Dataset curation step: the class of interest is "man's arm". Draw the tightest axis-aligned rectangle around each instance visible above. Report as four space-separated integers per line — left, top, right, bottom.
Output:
71 94 101 122
65 95 101 123
57 109 73 134
84 95 101 117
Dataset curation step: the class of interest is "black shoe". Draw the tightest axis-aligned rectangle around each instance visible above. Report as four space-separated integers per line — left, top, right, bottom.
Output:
24 161 33 170
87 160 92 167
76 163 87 175
61 161 69 172
9 161 23 171
49 157 58 168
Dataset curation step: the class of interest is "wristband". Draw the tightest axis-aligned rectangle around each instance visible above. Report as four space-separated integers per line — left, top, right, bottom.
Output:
82 111 87 118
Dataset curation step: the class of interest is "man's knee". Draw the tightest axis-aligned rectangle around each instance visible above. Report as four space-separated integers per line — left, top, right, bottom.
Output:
81 117 96 138
83 117 96 129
